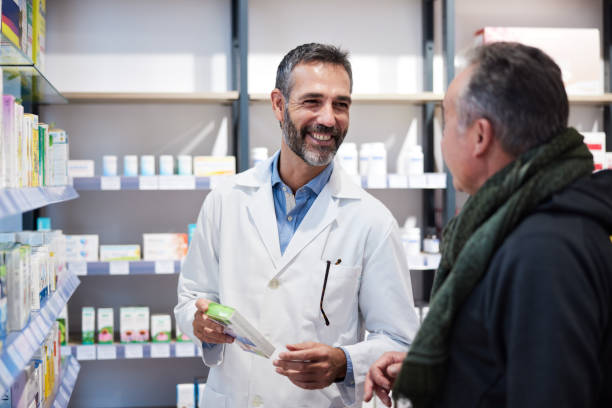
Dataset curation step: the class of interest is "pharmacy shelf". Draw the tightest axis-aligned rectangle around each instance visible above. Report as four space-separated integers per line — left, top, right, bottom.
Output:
63 92 239 104
71 174 446 191
1 34 67 104
249 92 444 104
63 342 202 361
0 270 81 395
0 186 79 219
408 253 441 271
48 355 80 408
567 93 612 105
68 260 181 276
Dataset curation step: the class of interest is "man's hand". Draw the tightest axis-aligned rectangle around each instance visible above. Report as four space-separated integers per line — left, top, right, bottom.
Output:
364 351 406 407
273 342 347 390
192 298 234 344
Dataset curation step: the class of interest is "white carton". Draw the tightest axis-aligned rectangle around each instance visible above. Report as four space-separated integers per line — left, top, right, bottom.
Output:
68 160 95 178
49 129 69 186
193 156 236 177
65 234 99 261
99 245 141 261
143 233 188 261
151 314 171 343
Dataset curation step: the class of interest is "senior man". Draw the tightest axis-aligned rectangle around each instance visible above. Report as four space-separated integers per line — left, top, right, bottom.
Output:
365 42 612 407
175 43 419 407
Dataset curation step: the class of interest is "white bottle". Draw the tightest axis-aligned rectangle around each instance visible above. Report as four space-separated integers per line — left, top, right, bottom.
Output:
250 147 269 168
408 145 424 175
140 155 155 176
159 155 174 176
102 155 118 177
368 143 387 176
124 155 138 177
359 143 371 176
177 155 193 175
337 142 358 175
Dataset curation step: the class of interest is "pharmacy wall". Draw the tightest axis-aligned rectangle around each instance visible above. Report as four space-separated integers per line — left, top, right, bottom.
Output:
1 0 598 407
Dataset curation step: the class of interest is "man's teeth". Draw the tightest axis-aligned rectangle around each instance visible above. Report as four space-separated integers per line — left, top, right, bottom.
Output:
311 133 332 141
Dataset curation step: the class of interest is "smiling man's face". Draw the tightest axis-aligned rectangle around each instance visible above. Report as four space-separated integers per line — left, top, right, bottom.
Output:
281 61 352 167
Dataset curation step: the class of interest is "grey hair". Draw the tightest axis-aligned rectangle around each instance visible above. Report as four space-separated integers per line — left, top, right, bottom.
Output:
457 42 569 156
275 43 353 99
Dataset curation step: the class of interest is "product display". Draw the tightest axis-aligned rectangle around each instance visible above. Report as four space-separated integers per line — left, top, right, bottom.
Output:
120 306 150 343
177 155 192 175
159 155 174 176
140 155 155 176
193 156 236 176
68 160 95 178
123 155 138 177
57 306 68 346
103 155 118 177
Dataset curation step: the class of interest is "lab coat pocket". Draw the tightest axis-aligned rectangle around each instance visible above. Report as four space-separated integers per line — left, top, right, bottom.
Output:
201 386 228 408
316 263 362 333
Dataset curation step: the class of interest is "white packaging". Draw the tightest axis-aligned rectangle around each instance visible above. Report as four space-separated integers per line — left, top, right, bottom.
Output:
151 314 171 343
159 155 174 176
15 104 24 188
407 146 424 175
68 160 95 178
97 308 114 344
401 228 421 257
336 143 358 175
193 156 236 176
102 155 118 176
49 130 69 186
82 307 95 344
368 143 387 176
120 307 135 343
65 234 99 261
99 245 141 261
359 143 371 176
143 233 188 261
133 307 150 343
22 115 33 187
124 155 138 177
177 155 192 175
140 155 156 176
250 147 269 168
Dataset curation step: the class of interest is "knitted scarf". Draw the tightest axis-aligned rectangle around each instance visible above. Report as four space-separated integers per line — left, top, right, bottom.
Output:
392 127 594 407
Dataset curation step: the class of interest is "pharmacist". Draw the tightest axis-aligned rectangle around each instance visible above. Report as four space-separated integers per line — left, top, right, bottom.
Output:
175 43 419 408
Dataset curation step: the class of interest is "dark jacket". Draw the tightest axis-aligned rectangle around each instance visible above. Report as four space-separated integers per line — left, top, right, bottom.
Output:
435 170 612 407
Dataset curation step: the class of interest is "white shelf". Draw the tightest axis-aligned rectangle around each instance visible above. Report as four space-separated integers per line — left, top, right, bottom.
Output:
49 355 80 408
0 270 81 395
63 342 201 361
0 186 79 219
72 174 447 191
67 260 181 276
408 253 441 270
63 91 239 104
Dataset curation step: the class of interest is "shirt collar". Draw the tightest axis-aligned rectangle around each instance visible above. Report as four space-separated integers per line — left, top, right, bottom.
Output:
270 150 334 195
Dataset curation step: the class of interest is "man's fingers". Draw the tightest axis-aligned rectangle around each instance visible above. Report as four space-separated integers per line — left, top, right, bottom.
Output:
285 342 317 351
364 371 374 401
278 347 321 362
369 364 392 390
195 298 211 313
374 386 392 407
288 379 325 390
387 362 402 378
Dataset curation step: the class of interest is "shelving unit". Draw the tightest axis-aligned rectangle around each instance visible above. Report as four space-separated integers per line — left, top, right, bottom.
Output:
0 186 78 218
48 356 80 408
63 342 202 361
63 92 239 104
0 271 80 395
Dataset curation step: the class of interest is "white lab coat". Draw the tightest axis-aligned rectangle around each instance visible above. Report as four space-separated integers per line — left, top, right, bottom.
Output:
175 155 419 408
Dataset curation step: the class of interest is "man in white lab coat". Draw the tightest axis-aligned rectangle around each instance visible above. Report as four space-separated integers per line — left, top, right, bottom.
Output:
175 43 419 408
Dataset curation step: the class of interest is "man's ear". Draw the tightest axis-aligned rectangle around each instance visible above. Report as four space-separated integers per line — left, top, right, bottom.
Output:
472 118 494 158
271 89 285 122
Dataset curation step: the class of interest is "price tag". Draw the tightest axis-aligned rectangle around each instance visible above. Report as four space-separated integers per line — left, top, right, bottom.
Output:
175 342 196 358
76 345 96 361
150 343 170 358
157 175 196 190
109 261 130 275
139 176 158 190
100 176 121 190
68 261 87 276
387 174 409 189
61 346 72 357
124 344 143 359
426 173 447 189
155 261 175 274
60 387 70 402
97 345 117 360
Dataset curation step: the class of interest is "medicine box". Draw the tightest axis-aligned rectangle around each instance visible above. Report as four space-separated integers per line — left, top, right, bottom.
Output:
143 233 188 261
65 234 99 261
67 160 95 178
97 308 114 344
99 245 141 262
193 156 236 177
151 314 171 343
82 307 95 344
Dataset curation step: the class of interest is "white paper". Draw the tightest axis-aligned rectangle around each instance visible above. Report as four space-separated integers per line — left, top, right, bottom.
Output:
68 261 88 276
155 260 175 274
76 345 96 361
150 343 170 358
124 344 144 359
97 345 117 360
100 176 121 190
175 342 196 357
139 176 158 190
109 261 130 275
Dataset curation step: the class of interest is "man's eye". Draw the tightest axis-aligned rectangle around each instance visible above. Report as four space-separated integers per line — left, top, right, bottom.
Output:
303 99 319 105
335 102 349 109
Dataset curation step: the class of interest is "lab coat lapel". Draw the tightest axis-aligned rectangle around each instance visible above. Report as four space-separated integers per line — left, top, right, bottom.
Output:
276 183 338 273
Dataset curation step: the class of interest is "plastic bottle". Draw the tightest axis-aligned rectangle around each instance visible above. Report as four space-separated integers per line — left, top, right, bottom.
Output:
359 143 371 176
408 145 424 175
368 143 387 176
337 143 358 175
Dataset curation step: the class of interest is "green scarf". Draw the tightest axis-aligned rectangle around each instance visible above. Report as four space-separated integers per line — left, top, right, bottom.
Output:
392 127 594 407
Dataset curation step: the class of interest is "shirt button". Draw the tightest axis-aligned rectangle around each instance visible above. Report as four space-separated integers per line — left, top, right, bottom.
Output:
268 278 280 289
287 216 293 221
282 187 287 192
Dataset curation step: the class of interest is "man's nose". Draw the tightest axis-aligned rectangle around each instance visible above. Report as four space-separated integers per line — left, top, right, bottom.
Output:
316 102 336 128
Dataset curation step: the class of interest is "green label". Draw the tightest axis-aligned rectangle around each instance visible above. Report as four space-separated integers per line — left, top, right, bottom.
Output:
206 302 234 325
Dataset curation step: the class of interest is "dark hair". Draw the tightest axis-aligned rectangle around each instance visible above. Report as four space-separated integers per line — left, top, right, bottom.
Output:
458 42 569 156
275 43 353 99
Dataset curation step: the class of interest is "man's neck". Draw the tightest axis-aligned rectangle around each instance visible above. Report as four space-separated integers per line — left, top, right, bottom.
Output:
278 143 328 193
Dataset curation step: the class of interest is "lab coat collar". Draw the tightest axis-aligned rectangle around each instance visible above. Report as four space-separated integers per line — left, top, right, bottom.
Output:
235 150 363 200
